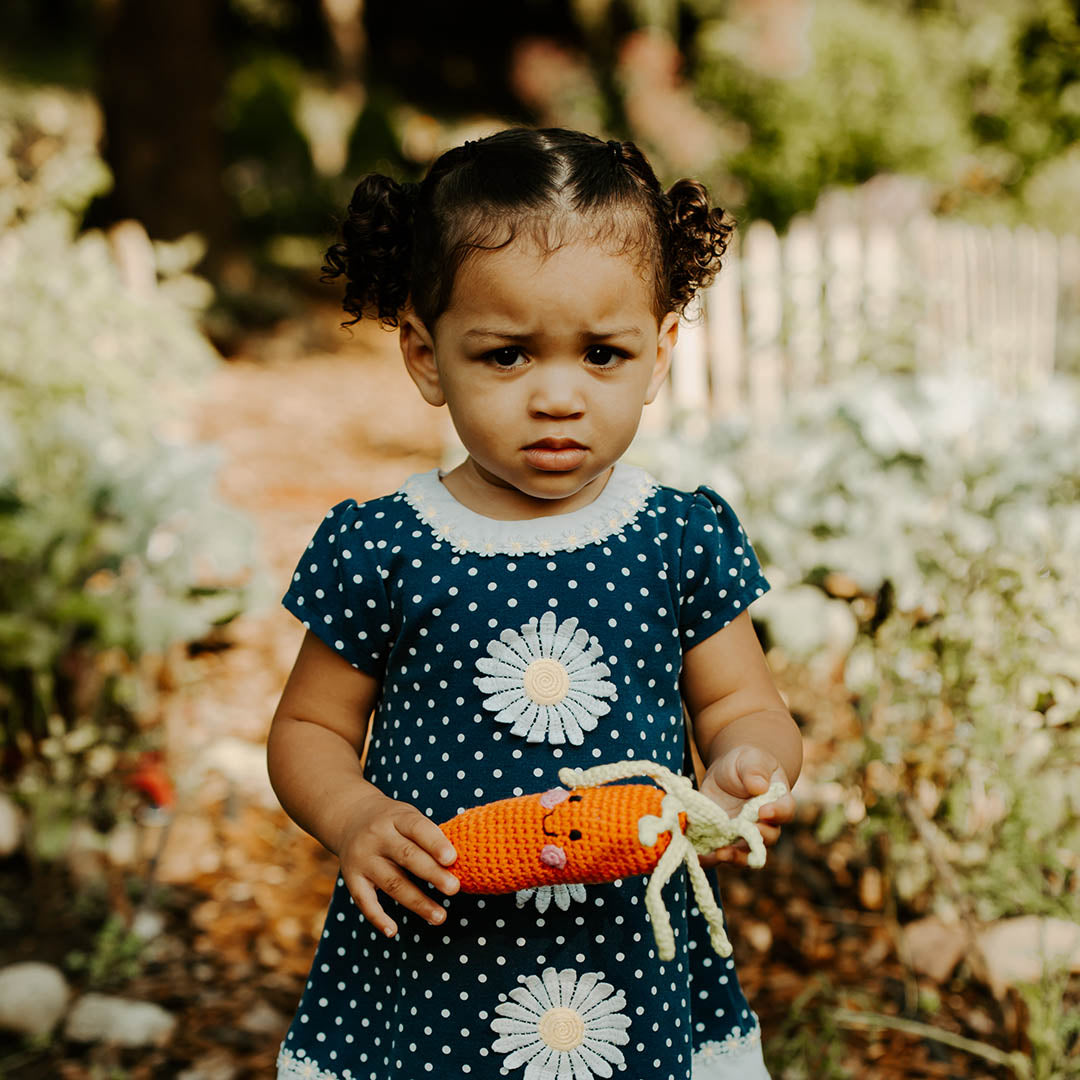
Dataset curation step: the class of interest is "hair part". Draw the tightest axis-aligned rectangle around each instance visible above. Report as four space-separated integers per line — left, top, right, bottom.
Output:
323 128 733 329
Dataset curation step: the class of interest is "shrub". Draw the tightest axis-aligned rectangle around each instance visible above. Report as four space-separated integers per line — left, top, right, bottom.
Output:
0 81 257 846
640 370 1080 921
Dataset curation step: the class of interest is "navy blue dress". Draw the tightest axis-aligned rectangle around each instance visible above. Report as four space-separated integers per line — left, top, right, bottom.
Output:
277 464 772 1080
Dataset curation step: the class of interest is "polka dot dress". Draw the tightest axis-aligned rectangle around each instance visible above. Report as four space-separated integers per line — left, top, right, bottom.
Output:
277 464 773 1080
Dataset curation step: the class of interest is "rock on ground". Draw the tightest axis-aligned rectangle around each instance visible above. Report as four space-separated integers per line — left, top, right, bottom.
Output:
903 916 968 983
238 998 289 1036
0 794 23 857
176 1049 240 1080
977 916 1080 997
64 993 177 1047
0 961 71 1036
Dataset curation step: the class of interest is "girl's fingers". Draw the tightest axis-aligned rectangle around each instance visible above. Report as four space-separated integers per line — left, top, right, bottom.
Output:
348 875 398 938
708 746 779 802
698 770 745 818
698 846 744 867
734 747 781 797
758 790 796 826
699 757 793 867
757 768 795 829
398 812 458 868
712 845 749 867
370 857 449 926
698 818 782 868
393 819 460 895
756 822 782 846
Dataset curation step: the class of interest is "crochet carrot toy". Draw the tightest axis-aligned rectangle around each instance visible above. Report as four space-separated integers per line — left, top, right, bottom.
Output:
439 760 786 962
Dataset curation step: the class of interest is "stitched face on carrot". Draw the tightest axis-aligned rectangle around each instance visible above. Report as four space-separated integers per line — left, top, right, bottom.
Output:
438 760 787 961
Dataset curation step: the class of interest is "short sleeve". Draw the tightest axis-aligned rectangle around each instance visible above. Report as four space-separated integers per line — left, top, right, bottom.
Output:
678 486 770 648
282 499 393 678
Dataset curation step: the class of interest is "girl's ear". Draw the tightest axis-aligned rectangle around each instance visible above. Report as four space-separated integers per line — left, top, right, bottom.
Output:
645 311 679 404
400 314 445 407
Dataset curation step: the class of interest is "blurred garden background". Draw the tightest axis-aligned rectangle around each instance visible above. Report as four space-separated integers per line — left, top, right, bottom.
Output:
1 0 1079 1076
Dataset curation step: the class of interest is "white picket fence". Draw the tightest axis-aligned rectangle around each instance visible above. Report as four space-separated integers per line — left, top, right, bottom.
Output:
645 215 1080 437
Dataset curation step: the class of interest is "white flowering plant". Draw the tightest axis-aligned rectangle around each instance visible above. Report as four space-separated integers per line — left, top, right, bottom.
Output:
0 82 257 846
639 369 1080 921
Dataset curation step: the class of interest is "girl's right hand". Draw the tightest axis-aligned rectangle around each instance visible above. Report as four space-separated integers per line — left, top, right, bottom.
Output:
336 792 460 938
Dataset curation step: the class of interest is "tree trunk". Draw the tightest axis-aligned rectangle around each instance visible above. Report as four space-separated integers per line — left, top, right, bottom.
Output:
96 0 230 272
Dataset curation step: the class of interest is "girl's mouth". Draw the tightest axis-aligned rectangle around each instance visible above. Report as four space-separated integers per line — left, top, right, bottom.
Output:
523 439 587 472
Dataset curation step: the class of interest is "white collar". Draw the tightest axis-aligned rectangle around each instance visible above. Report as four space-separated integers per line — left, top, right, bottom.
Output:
399 464 659 557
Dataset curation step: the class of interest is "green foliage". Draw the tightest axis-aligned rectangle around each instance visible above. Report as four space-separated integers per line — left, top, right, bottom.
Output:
641 370 1080 924
0 82 258 834
953 1 1080 213
694 0 966 227
0 218 255 745
224 52 314 173
1018 965 1080 1080
65 913 145 990
221 51 340 240
344 89 413 179
762 978 851 1079
685 0 1080 231
0 82 110 226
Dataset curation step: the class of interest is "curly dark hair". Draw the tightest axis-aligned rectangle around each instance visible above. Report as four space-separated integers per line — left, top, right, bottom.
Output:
322 128 734 328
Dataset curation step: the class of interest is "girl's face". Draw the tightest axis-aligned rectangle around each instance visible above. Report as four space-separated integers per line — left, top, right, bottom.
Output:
401 231 678 519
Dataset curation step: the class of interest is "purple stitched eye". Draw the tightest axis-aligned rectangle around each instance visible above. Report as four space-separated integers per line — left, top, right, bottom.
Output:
540 844 567 869
539 788 570 809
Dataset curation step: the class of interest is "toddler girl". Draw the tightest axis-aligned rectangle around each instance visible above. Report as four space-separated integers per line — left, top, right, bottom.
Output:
268 127 801 1080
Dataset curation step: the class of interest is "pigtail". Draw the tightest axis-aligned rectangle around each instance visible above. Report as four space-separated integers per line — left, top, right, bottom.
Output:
665 179 734 311
322 174 419 328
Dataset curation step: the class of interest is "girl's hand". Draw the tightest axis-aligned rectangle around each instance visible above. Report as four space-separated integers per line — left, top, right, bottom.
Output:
336 791 460 938
698 745 795 868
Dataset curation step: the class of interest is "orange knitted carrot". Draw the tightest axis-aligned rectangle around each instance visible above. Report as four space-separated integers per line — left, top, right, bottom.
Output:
439 782 684 894
438 760 786 961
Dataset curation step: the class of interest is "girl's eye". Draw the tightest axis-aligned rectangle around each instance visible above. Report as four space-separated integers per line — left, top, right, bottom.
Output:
585 346 625 368
486 347 527 369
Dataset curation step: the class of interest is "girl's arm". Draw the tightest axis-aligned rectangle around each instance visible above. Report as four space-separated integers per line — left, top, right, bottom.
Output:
681 610 802 866
267 630 459 936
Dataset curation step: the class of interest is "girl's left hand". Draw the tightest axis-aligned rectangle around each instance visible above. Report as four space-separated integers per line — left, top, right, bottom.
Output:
698 745 796 868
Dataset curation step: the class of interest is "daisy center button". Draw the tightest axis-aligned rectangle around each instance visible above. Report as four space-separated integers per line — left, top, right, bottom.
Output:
522 658 571 705
538 1006 585 1051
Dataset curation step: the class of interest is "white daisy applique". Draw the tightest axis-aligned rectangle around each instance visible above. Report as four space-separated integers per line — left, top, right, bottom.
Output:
474 611 617 745
516 881 588 913
491 967 631 1079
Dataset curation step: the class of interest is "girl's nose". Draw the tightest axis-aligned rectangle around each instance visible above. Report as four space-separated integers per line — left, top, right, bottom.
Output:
528 368 586 419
